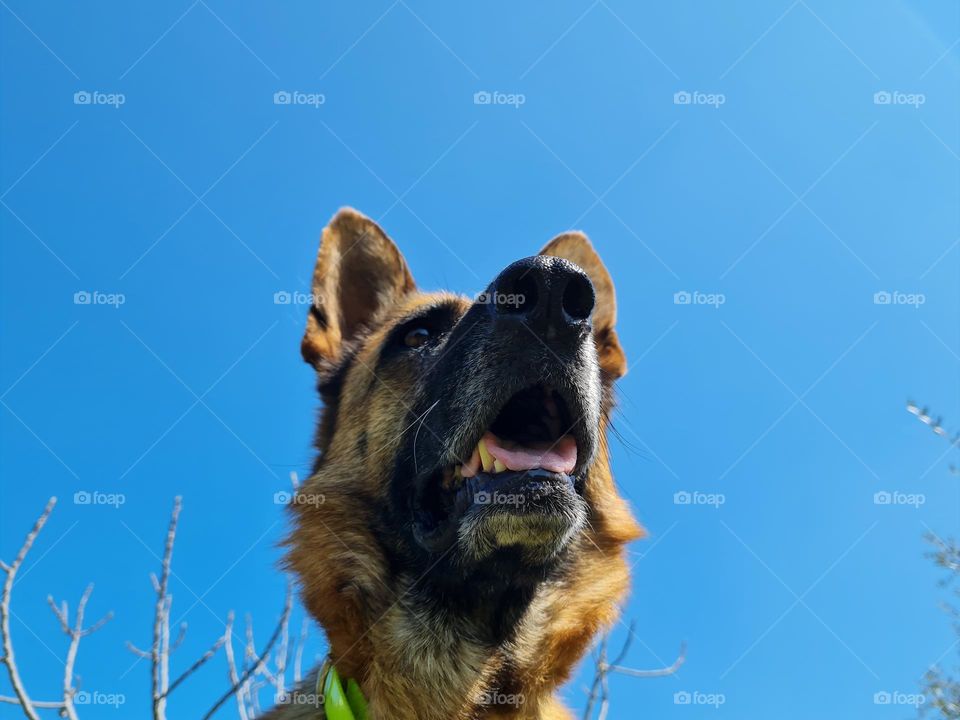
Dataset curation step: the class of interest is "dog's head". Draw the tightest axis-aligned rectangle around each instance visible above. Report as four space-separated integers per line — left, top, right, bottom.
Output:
288 208 640 685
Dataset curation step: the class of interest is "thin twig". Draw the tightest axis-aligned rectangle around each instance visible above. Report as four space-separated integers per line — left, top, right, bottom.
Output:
582 624 686 719
0 497 57 720
56 584 113 720
293 618 309 684
153 497 182 720
202 591 293 720
224 612 250 720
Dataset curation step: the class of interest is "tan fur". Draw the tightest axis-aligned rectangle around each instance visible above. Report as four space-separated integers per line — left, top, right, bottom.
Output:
265 209 642 719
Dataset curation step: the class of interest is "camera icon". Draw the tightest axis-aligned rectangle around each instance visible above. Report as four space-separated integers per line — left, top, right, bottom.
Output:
273 490 292 505
473 91 492 105
673 491 691 505
74 91 92 105
873 691 892 705
274 91 292 105
74 290 91 305
673 91 691 105
873 290 891 305
673 291 691 305
673 691 691 705
75 691 91 705
873 91 892 105
274 290 292 305
475 491 492 505
74 490 92 505
873 491 892 505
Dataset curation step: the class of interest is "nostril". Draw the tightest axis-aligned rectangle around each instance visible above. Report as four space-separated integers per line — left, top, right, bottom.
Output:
561 273 594 321
496 270 538 315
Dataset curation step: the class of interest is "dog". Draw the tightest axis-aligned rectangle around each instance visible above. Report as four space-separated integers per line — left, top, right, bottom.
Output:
265 208 641 719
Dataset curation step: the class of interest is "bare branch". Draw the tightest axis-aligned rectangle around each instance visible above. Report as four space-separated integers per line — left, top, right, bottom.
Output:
153 496 182 720
53 583 113 720
46 595 70 632
608 642 687 678
293 618 309 684
170 622 188 653
0 696 64 709
203 591 293 720
0 497 56 720
163 634 227 699
127 641 152 659
583 624 685 719
224 612 250 720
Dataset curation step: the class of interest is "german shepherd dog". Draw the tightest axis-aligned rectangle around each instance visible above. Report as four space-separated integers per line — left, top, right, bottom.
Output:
267 208 641 719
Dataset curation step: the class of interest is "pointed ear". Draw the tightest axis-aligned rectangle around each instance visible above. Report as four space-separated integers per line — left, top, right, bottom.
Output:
302 208 416 373
540 232 627 380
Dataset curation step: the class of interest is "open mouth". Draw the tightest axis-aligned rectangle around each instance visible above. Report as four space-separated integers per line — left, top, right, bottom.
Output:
459 383 576 477
413 383 582 549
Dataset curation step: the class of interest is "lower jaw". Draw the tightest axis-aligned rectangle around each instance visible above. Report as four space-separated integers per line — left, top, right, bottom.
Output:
413 469 584 555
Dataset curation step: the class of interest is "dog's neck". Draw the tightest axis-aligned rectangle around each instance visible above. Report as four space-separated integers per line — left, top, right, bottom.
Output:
324 560 580 720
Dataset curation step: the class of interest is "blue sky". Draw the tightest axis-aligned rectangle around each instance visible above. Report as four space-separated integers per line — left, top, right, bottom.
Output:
1 1 958 718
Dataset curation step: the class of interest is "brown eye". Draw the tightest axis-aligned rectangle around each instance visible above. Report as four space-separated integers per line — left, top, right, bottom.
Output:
404 327 431 348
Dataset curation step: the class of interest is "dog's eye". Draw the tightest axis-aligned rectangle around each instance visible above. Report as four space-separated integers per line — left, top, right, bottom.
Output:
403 327 431 348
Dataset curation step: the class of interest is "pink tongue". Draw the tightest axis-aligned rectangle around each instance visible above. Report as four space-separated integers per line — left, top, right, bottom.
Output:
483 432 577 474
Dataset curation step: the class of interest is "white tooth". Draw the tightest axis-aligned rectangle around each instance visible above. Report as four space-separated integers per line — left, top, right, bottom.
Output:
493 459 506 473
477 439 494 472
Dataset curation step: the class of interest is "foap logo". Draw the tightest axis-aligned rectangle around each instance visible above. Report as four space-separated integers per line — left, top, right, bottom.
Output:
74 290 126 308
74 90 125 108
274 490 325 507
873 290 925 308
74 690 126 707
673 90 726 108
473 90 526 108
273 90 326 108
674 290 725 308
475 490 525 507
276 690 323 708
873 490 925 508
873 90 925 108
273 290 318 306
673 690 726 707
674 490 725 509
873 690 925 707
475 290 525 309
74 491 126 509
475 690 525 707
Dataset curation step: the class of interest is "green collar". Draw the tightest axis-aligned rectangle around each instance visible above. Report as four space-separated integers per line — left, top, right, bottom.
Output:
317 658 369 720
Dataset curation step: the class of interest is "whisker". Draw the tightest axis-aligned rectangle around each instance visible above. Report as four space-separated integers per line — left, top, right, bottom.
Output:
413 399 442 475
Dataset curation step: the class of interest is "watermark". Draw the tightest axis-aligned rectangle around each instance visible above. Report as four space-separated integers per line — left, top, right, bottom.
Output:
74 690 126 707
873 690 925 707
674 490 725 509
274 90 325 108
674 290 725 308
74 90 125 108
274 490 325 507
475 290 525 309
873 90 925 108
475 490 525 507
674 690 726 707
473 90 526 108
674 90 725 108
274 290 318 306
873 490 925 508
276 690 323 708
74 290 126 308
475 690 524 707
74 491 126 509
873 290 925 308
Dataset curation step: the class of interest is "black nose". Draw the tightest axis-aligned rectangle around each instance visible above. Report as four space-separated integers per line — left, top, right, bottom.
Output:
486 256 595 339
